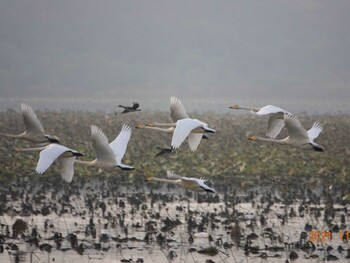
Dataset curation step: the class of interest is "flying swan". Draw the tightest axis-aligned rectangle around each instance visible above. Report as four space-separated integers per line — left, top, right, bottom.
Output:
0 103 59 144
146 171 216 193
13 143 84 182
229 104 291 139
170 118 215 150
248 113 325 151
143 97 214 151
75 124 134 171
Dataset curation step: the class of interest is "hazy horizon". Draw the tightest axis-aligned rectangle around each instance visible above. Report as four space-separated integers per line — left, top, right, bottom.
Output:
1 1 349 113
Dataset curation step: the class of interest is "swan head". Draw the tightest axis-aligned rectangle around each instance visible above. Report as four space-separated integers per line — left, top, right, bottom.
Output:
248 135 257 141
204 188 216 194
145 177 154 182
135 124 144 129
229 104 240 109
310 143 325 152
46 135 60 144
73 151 85 157
202 126 216 133
117 164 135 170
12 147 21 152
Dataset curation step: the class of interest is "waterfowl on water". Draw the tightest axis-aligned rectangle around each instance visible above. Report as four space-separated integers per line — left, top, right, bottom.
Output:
248 113 325 151
75 124 134 171
0 103 59 144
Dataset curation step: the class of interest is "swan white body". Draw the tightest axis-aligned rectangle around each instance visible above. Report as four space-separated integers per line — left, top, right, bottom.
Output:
171 118 215 150
75 124 134 171
171 97 208 151
14 143 84 182
249 113 324 151
142 97 212 151
146 171 216 193
230 104 291 139
0 103 59 144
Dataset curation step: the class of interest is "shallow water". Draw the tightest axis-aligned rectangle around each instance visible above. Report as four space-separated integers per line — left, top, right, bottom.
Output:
1 191 349 263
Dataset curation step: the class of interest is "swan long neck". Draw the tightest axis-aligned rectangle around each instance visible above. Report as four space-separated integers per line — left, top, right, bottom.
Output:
75 159 95 166
16 145 47 152
236 106 259 112
255 136 287 144
151 122 176 128
0 131 26 139
144 126 173 133
151 177 180 185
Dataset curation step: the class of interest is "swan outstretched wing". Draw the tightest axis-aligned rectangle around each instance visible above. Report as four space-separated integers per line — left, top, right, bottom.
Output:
257 105 290 139
56 157 76 182
109 124 132 165
170 96 189 122
187 133 203 151
266 116 285 139
36 144 70 174
167 170 182 179
284 114 309 140
21 103 45 134
180 177 216 193
196 179 216 193
307 122 323 140
256 105 289 116
171 118 204 150
91 125 116 163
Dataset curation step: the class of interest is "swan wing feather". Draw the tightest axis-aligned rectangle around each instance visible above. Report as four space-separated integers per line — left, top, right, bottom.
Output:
256 105 291 138
91 125 116 163
187 133 203 151
307 122 323 140
36 144 70 174
266 116 285 139
109 124 132 165
284 113 309 140
171 118 204 150
167 170 182 179
256 105 289 116
21 103 45 134
55 157 76 182
170 96 189 122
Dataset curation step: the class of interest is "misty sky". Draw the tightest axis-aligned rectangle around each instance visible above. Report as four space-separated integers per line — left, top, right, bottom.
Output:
0 1 349 112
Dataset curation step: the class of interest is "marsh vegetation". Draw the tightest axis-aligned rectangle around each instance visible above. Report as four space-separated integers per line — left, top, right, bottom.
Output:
0 109 349 262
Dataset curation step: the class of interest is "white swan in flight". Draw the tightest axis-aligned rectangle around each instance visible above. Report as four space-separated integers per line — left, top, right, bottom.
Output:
171 118 215 150
13 144 84 182
229 104 291 139
145 97 215 151
146 171 216 193
75 124 134 171
142 97 211 151
136 122 209 152
248 113 325 151
0 103 59 144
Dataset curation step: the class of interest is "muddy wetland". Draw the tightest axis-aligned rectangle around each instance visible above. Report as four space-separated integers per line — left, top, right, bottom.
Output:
0 108 350 263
